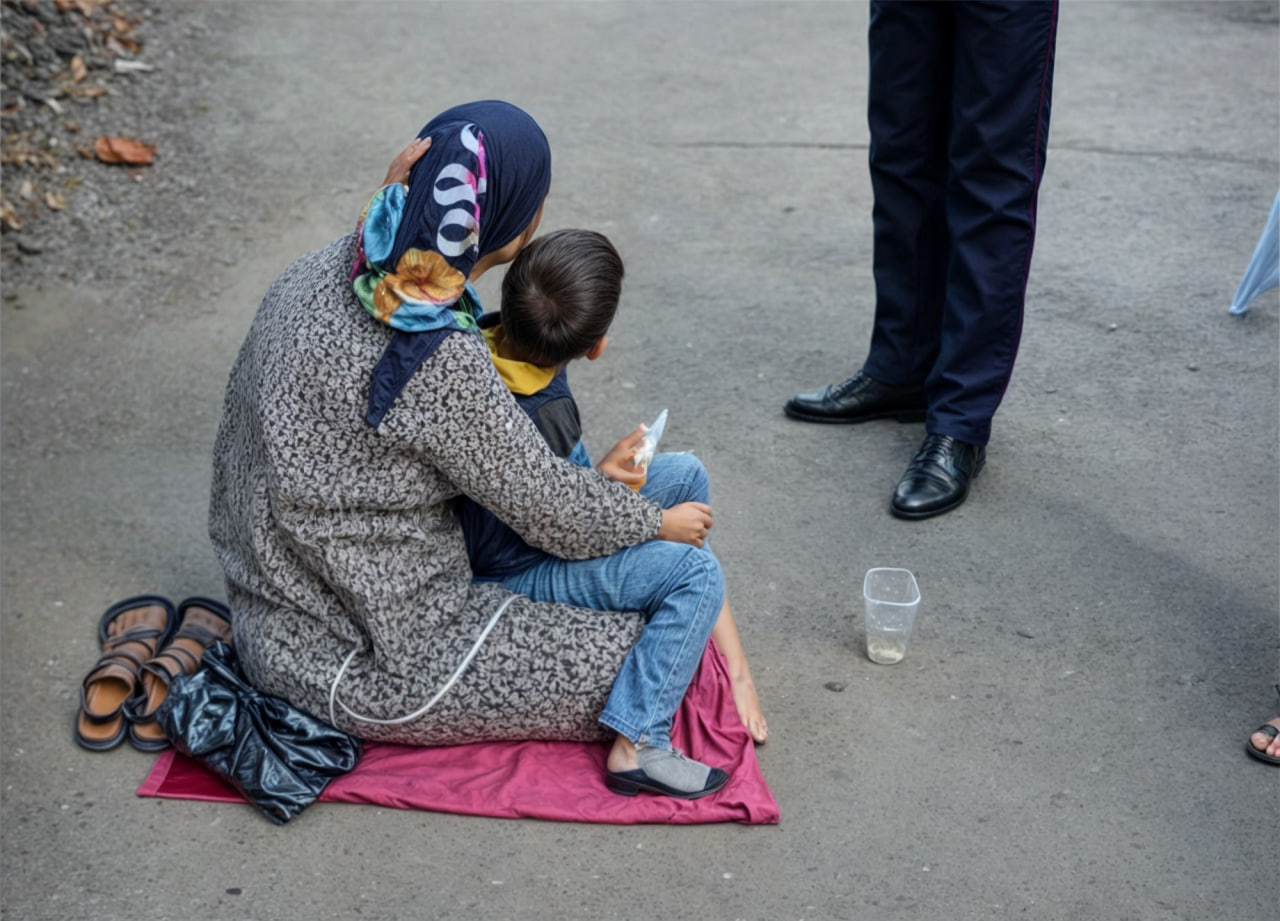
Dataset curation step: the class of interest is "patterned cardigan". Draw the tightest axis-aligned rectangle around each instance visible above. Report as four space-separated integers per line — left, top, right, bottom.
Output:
208 235 662 745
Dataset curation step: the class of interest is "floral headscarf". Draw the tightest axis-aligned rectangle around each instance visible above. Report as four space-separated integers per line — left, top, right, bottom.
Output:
351 100 552 333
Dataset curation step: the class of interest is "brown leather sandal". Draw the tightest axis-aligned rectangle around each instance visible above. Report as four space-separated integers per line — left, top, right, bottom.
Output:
74 595 177 752
125 596 233 752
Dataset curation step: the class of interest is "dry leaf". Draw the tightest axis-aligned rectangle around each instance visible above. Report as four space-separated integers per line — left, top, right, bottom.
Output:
70 54 87 83
0 198 23 232
77 145 94 159
93 135 155 165
45 191 67 211
105 34 142 56
66 84 107 99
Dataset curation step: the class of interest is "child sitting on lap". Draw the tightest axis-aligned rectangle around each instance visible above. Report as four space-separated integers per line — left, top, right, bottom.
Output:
459 229 768 744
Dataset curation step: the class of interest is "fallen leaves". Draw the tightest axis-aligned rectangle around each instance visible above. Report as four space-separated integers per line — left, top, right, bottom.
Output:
52 0 114 17
1 197 24 231
0 134 61 169
65 83 109 99
2 0 156 237
93 135 155 165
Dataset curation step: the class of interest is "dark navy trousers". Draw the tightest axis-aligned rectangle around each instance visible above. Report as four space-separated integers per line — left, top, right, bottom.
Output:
860 0 1058 446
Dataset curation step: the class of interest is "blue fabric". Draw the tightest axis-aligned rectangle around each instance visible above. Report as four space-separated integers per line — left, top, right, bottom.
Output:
861 0 1057 446
392 100 551 277
361 183 406 267
360 100 550 424
1230 189 1280 315
365 284 482 428
501 453 723 750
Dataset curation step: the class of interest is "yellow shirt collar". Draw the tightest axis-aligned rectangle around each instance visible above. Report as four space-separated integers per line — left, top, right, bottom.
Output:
482 325 556 396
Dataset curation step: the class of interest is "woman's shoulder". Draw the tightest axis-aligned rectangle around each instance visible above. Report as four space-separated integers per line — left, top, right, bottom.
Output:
268 233 359 299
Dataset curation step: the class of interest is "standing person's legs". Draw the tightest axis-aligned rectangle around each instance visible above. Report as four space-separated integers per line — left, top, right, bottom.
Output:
926 0 1058 445
783 1 951 424
861 0 953 387
891 0 1058 519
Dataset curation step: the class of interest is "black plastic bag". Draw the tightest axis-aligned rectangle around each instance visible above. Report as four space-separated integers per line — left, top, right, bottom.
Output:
155 641 360 824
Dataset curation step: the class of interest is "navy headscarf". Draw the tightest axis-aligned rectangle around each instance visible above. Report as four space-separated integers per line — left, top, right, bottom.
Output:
353 100 552 333
356 101 551 426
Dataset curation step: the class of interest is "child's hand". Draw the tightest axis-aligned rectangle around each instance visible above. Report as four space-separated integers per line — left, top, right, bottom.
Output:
382 136 432 187
656 502 713 547
598 425 649 488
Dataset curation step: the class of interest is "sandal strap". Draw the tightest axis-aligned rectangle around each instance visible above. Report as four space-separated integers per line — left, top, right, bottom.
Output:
102 625 165 653
1253 723 1280 742
143 644 203 681
83 647 147 681
79 688 127 726
80 658 138 723
174 623 229 647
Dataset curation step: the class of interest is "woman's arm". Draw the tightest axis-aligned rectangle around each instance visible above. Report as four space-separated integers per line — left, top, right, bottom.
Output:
385 333 663 560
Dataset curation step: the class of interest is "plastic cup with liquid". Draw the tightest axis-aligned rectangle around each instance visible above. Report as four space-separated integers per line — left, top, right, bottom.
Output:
862 568 920 665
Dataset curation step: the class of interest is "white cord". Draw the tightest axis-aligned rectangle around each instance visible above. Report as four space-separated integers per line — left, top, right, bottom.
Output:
328 593 522 727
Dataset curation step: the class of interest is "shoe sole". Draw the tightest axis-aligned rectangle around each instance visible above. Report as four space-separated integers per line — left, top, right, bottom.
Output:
1245 740 1280 765
605 769 730 800
890 493 969 520
783 406 926 425
73 714 128 752
890 464 984 520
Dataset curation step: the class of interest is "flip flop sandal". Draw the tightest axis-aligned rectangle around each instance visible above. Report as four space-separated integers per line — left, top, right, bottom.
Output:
1245 723 1280 764
74 595 178 752
124 596 233 752
1245 685 1280 766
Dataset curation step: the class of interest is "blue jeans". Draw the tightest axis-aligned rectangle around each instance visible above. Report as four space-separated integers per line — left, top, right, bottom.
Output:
502 453 723 750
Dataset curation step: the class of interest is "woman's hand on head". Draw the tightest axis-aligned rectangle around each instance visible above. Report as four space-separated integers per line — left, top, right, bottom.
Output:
382 136 432 187
597 425 649 488
656 502 713 547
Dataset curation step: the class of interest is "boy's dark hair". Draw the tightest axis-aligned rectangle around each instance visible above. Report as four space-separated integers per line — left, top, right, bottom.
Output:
500 228 624 368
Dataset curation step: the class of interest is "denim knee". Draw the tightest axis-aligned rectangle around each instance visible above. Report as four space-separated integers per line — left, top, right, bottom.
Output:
664 543 725 629
646 452 711 506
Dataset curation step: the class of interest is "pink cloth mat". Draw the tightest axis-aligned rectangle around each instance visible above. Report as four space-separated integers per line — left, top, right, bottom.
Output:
138 641 779 825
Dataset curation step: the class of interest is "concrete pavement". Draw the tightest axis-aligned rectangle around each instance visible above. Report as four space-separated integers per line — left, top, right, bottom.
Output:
2 2 1277 919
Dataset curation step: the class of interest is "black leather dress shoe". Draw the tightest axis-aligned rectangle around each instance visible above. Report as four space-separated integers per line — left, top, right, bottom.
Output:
890 434 985 520
784 371 926 424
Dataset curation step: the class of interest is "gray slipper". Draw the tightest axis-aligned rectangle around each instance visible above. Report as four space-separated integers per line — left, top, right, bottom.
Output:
606 744 730 800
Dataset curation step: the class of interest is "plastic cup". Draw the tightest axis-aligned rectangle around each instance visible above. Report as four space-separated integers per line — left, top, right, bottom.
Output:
862 568 920 665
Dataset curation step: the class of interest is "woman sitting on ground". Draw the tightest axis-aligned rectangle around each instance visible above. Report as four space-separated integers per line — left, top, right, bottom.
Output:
209 100 731 799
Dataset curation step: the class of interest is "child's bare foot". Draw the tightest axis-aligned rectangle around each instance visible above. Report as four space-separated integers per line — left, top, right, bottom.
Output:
730 669 769 744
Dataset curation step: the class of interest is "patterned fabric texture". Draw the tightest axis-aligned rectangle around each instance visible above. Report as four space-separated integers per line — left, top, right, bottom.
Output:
348 100 551 334
209 234 664 746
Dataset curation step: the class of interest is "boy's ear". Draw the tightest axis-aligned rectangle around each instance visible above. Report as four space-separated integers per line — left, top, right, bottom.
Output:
584 335 608 361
